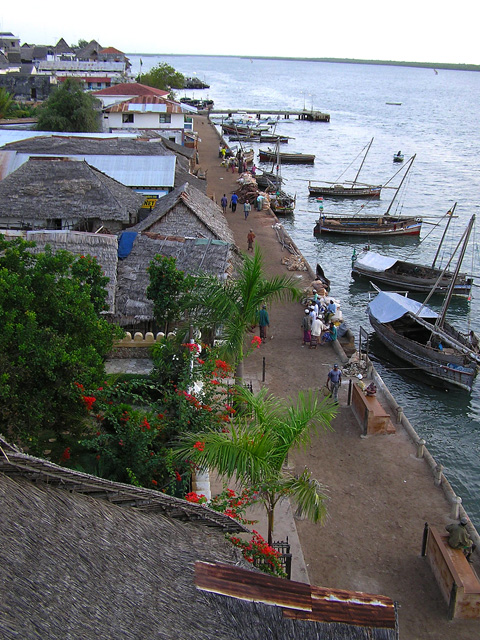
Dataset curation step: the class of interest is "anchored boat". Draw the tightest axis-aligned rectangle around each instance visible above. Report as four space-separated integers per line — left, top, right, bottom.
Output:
259 149 315 165
367 216 479 391
308 138 382 199
313 155 421 237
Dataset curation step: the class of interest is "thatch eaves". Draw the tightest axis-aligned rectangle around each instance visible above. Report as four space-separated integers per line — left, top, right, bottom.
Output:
132 182 235 246
114 233 233 326
0 439 397 639
0 158 144 224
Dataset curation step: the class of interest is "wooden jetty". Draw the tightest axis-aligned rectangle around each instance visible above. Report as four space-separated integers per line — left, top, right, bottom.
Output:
206 108 330 122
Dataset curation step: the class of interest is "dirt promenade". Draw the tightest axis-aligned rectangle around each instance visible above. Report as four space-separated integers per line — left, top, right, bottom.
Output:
194 115 479 639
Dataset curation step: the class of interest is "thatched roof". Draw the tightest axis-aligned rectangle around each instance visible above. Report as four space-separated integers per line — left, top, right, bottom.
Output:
132 182 235 245
0 439 397 639
26 230 118 313
1 136 205 192
114 233 233 326
0 158 144 223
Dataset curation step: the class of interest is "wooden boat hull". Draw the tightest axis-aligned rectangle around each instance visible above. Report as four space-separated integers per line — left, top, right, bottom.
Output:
308 184 381 199
259 150 315 165
352 261 473 297
368 313 477 391
314 216 422 237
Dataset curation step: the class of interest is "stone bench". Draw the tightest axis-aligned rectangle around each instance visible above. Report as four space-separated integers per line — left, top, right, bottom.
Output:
351 382 395 435
422 523 480 619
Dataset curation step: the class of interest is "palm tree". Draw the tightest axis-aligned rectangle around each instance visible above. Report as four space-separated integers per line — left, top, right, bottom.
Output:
174 386 337 544
0 88 14 120
190 245 301 381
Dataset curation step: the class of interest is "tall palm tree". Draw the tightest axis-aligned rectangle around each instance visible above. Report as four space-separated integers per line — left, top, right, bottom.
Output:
174 386 337 544
190 245 301 381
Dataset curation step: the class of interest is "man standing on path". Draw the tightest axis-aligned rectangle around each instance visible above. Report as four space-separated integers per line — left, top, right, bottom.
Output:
231 192 238 212
258 304 270 343
247 229 256 252
244 200 251 220
327 364 342 403
221 194 228 214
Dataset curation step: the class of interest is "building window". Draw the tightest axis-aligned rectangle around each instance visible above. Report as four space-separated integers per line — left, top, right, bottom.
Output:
159 114 171 124
122 113 134 123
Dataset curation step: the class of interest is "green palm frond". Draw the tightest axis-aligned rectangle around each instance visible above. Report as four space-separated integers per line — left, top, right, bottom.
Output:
283 468 329 524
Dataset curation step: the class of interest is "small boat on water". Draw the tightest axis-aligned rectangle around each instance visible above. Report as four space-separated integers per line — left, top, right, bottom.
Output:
259 149 315 165
308 138 382 199
313 155 421 237
270 191 296 216
393 151 404 163
351 204 473 296
367 216 480 391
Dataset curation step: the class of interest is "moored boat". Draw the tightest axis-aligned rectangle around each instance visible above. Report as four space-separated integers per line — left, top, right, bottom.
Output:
259 149 315 165
352 251 473 296
308 138 381 199
313 155 420 237
393 151 404 163
367 216 479 391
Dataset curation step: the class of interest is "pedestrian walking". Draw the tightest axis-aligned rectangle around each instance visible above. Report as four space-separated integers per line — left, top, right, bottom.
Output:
221 194 228 214
230 192 238 212
302 308 312 345
327 364 342 403
258 304 270 343
244 200 251 220
247 229 256 252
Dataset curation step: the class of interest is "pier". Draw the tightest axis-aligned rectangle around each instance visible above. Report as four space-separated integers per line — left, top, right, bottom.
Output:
204 108 330 122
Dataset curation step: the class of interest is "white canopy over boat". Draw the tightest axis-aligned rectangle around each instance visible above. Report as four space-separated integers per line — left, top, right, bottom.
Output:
368 291 438 323
355 251 397 272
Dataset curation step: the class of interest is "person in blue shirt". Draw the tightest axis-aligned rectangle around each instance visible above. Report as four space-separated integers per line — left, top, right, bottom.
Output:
258 304 270 343
221 194 228 214
327 364 342 403
325 299 337 322
230 192 238 212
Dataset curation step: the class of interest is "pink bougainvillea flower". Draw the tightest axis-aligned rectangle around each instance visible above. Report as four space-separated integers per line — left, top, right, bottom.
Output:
193 441 205 452
251 336 262 348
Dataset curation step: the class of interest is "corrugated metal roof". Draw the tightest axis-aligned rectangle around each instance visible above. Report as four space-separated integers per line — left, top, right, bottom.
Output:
127 102 166 113
5 153 176 188
195 561 396 630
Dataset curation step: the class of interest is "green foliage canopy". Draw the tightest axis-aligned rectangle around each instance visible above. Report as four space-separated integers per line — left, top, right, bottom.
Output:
36 78 100 132
0 88 14 119
137 62 185 92
0 237 119 449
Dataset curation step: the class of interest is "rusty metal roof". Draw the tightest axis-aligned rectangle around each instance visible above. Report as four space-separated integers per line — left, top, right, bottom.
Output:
195 561 396 631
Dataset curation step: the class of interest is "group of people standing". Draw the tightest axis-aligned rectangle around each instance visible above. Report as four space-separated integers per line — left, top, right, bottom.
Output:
301 292 338 348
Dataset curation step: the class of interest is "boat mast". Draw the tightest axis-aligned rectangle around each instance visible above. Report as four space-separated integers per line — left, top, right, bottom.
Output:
431 203 456 268
384 154 416 216
351 137 374 189
436 214 475 329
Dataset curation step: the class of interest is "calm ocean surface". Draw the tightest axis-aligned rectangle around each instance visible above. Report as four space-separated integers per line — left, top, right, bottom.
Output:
131 55 480 524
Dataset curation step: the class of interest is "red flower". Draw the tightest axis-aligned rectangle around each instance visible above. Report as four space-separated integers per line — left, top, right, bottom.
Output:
185 491 207 504
151 479 158 486
197 358 205 365
175 470 182 482
82 396 96 411
60 447 71 463
251 336 262 348
193 441 205 452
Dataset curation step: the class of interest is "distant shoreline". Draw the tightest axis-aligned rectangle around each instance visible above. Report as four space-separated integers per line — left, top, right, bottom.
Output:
128 53 480 72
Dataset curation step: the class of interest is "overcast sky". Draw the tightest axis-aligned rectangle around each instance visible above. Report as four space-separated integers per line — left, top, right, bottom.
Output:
1 1 479 65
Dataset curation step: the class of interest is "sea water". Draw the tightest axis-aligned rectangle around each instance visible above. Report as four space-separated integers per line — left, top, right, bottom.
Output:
130 54 480 524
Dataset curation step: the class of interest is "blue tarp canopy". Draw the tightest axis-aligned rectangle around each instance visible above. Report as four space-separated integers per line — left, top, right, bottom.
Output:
355 251 397 272
368 291 438 323
118 231 138 259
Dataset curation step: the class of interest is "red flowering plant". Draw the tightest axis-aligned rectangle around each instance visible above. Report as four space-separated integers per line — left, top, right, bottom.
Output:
226 531 287 578
208 486 258 525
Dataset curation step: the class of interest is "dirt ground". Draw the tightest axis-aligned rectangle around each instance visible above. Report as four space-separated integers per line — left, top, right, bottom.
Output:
194 115 480 639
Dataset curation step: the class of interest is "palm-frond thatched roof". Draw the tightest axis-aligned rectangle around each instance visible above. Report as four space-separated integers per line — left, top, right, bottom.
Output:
114 233 234 326
0 158 143 223
132 182 235 245
0 438 397 639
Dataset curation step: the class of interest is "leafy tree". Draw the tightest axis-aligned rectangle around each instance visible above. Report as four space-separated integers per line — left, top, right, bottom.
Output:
0 88 14 119
36 78 100 132
146 254 195 334
74 39 89 49
137 62 186 92
0 237 119 450
175 386 336 544
190 246 301 381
